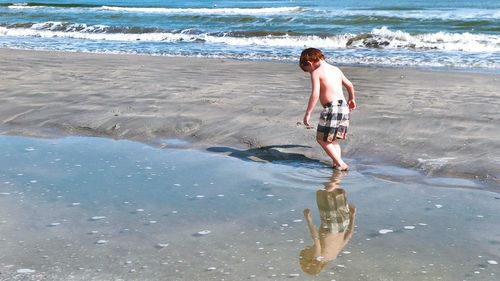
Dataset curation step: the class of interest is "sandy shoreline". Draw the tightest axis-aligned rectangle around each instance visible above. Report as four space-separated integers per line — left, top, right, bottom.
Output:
0 48 498 189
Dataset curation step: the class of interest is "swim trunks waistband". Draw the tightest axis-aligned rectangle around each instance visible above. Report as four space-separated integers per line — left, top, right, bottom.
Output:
323 100 344 108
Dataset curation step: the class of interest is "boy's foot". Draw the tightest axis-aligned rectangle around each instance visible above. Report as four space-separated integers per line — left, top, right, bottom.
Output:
334 164 349 171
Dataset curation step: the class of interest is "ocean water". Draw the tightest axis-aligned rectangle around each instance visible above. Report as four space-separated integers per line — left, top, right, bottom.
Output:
0 0 498 71
0 135 499 280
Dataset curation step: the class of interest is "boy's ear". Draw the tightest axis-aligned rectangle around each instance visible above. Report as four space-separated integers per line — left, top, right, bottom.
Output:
300 61 312 71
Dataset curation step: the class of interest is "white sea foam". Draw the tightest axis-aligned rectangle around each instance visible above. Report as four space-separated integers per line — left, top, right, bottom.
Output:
8 4 33 10
1 27 497 69
0 25 347 48
325 8 500 21
371 27 500 53
98 6 302 15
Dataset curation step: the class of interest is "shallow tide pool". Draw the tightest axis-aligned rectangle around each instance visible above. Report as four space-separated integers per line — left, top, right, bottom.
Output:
0 136 498 280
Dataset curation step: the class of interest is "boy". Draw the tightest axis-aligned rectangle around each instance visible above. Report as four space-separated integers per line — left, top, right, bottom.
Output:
299 48 356 171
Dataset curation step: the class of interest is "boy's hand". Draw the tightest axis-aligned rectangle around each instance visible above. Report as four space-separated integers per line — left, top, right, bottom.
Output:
348 99 356 111
303 113 313 129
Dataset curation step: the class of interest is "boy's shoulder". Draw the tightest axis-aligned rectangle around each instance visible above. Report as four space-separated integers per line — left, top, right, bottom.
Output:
327 62 341 71
323 62 342 75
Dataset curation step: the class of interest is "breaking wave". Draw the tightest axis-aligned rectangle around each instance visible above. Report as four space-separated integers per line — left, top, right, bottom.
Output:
3 2 302 15
1 22 498 54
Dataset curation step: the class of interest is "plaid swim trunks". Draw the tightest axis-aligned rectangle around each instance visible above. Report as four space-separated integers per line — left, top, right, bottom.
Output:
316 100 350 142
316 189 350 234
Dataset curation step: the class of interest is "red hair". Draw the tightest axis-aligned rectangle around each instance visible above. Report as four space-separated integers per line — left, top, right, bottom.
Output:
299 48 325 67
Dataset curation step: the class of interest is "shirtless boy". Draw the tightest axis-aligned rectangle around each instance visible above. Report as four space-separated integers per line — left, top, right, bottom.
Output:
299 48 356 170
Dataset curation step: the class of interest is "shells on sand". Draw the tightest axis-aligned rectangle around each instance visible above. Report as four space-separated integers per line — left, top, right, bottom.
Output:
379 229 393 234
155 243 169 249
17 268 36 274
95 240 108 245
90 216 106 221
194 230 211 236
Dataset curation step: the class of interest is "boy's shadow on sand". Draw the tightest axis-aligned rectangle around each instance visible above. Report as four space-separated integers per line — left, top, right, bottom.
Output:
206 145 325 168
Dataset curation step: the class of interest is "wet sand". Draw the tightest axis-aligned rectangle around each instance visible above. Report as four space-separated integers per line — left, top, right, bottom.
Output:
0 48 499 189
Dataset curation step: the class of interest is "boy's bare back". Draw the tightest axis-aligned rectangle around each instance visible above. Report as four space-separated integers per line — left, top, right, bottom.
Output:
311 62 347 106
300 51 355 128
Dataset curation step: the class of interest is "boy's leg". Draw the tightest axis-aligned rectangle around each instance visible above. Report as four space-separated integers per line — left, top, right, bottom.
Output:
317 139 348 170
332 142 341 159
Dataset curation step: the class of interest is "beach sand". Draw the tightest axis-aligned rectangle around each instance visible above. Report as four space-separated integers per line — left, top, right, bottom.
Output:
0 46 499 280
0 48 498 188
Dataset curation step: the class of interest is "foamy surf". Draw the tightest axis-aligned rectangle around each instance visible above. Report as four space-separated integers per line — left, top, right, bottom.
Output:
1 0 499 71
1 24 498 53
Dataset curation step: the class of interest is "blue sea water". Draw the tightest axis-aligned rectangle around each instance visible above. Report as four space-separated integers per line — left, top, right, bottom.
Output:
0 0 499 70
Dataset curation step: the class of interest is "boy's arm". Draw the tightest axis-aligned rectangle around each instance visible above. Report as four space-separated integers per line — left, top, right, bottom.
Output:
343 204 356 242
341 73 356 111
303 74 320 128
304 208 321 257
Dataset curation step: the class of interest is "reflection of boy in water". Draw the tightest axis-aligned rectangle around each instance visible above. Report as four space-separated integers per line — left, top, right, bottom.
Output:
299 172 356 275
